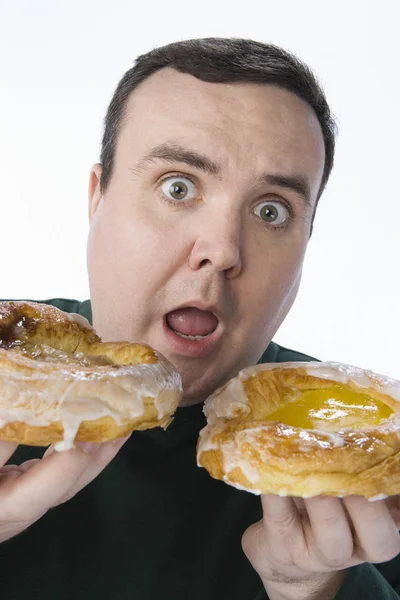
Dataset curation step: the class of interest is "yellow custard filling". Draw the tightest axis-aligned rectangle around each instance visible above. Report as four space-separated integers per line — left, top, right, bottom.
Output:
267 386 393 430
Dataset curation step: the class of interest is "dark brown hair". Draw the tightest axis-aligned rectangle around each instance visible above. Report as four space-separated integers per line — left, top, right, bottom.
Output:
100 37 337 206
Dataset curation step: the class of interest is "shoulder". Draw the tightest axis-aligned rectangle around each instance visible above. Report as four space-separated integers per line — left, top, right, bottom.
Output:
258 340 320 364
39 298 93 325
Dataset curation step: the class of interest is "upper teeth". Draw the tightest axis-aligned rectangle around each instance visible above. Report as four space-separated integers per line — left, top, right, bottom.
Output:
173 330 213 341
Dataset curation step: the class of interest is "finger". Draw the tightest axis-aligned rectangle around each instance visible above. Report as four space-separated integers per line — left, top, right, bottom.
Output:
261 494 305 565
20 458 41 472
0 440 18 467
343 495 400 563
0 459 40 475
0 460 41 489
0 468 23 486
304 496 354 569
0 440 116 521
54 433 131 504
0 465 23 474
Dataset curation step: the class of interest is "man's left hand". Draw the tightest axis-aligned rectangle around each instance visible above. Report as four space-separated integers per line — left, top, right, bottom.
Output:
242 494 400 600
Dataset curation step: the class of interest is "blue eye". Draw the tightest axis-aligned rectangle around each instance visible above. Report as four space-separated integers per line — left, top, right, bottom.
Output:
254 201 290 226
161 176 197 201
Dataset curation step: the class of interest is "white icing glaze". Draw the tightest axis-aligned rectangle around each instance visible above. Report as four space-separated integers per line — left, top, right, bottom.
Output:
0 346 182 451
220 437 261 484
197 419 348 495
296 427 345 448
196 426 220 454
222 477 262 496
367 493 388 502
203 376 250 422
66 312 95 331
197 425 262 488
0 302 182 450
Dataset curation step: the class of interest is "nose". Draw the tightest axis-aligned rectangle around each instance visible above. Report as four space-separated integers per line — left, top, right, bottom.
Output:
188 209 243 279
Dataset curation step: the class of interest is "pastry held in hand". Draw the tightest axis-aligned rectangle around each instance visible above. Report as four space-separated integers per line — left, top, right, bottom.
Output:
0 301 182 451
197 361 400 500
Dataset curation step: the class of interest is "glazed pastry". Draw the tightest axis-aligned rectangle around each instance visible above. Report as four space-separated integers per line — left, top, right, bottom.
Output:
0 301 182 451
197 361 400 500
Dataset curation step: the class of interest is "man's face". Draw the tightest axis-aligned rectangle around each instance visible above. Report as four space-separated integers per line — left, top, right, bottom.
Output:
87 68 325 405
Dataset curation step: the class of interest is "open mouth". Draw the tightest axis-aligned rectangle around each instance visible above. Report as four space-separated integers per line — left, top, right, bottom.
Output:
165 306 219 339
163 306 221 356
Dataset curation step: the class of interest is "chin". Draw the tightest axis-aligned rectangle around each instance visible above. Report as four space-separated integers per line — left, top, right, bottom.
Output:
178 375 215 407
179 386 210 407
178 364 240 407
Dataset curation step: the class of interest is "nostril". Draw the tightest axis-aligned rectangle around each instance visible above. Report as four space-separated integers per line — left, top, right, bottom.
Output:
199 258 211 268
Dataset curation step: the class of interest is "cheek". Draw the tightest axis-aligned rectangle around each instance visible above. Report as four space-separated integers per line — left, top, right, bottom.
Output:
272 253 303 298
243 238 306 324
89 202 163 278
87 200 165 297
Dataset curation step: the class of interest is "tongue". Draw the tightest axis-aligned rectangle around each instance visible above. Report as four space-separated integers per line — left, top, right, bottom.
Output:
166 307 218 336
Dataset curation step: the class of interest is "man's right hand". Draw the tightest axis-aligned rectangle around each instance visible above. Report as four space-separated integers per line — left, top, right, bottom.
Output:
0 434 130 543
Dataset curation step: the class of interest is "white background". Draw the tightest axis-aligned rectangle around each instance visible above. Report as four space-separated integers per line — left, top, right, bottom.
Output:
1 0 399 378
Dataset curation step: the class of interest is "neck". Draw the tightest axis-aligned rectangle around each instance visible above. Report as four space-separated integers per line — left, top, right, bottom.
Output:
178 396 206 408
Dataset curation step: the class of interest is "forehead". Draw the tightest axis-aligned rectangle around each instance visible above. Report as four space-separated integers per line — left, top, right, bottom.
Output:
117 68 325 196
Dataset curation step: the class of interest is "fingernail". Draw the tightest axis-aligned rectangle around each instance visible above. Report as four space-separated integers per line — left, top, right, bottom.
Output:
76 442 102 454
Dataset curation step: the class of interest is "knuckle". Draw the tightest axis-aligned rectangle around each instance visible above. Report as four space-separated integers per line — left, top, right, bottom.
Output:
271 511 298 532
241 521 264 557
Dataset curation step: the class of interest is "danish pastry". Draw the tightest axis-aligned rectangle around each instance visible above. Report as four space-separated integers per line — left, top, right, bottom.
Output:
197 361 400 500
0 301 182 450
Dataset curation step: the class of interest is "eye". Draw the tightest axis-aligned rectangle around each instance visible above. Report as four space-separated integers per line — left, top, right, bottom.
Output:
160 176 197 201
254 200 290 226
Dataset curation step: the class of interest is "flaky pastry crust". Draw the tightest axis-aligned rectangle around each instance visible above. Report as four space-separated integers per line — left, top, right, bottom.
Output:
197 362 400 500
0 301 182 450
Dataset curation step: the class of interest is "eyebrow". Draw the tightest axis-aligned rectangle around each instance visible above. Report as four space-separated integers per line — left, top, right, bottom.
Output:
131 142 221 177
258 174 311 207
131 142 311 207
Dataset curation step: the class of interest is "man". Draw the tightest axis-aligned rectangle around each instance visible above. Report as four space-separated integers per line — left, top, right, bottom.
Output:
1 38 399 599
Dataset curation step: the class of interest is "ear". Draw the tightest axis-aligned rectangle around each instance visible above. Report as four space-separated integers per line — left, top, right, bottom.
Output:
88 163 103 223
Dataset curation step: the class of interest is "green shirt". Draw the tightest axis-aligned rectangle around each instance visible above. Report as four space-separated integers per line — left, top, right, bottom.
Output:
1 297 399 600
